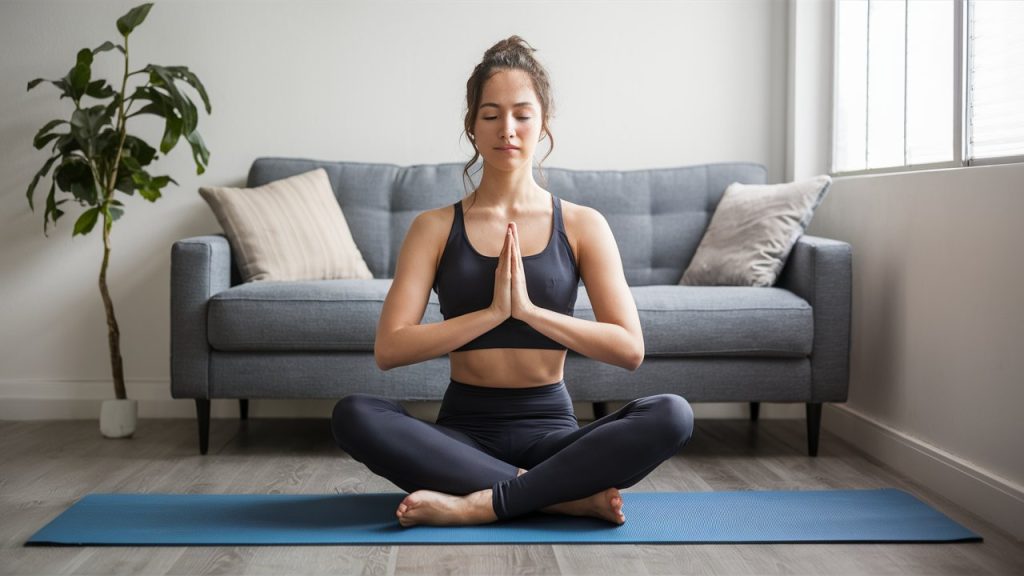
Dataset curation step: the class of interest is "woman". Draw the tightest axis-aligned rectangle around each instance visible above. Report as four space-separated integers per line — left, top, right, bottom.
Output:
332 36 693 527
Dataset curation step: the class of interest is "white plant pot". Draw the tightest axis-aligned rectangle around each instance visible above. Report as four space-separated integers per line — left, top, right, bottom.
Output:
100 399 138 438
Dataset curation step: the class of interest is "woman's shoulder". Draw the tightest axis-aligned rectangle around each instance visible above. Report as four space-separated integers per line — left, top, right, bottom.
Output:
557 197 605 233
415 202 458 232
407 203 459 271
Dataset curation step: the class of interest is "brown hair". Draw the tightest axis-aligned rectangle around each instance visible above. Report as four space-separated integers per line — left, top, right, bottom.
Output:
462 35 555 195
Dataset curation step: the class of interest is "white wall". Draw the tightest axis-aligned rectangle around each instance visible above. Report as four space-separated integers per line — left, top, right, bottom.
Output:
0 0 789 418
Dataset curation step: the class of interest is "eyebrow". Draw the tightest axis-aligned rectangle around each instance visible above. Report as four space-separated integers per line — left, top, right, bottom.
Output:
480 102 536 109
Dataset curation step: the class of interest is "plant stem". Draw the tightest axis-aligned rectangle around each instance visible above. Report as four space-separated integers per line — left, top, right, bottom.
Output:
98 33 131 401
100 213 126 400
109 35 131 193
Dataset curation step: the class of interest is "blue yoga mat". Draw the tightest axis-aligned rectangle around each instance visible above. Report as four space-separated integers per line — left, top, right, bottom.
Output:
25 489 980 546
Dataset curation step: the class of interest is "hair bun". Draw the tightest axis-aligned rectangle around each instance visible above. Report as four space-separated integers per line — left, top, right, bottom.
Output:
486 35 535 57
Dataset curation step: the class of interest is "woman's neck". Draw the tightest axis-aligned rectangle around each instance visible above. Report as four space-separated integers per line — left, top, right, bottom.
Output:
471 165 546 214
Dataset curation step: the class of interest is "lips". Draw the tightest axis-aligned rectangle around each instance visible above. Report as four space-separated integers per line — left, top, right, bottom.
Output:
495 147 520 151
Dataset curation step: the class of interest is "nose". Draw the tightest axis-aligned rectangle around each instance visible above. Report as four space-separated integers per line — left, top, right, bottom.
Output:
501 119 515 141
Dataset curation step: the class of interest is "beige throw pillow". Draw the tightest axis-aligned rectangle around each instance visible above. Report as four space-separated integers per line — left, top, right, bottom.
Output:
680 174 831 287
199 168 373 282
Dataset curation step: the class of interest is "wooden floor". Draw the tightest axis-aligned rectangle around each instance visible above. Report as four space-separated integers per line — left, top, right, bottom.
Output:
1 416 1021 576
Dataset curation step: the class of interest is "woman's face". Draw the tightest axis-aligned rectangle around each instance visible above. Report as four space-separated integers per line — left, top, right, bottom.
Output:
472 69 544 173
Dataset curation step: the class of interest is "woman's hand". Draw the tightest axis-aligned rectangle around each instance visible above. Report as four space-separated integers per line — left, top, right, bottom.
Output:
489 224 513 321
508 222 536 321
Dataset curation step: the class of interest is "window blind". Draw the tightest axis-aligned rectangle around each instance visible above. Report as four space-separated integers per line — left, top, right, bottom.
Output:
968 0 1024 159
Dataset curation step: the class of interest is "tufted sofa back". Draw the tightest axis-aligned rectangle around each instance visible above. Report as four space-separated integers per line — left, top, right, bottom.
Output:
247 158 767 286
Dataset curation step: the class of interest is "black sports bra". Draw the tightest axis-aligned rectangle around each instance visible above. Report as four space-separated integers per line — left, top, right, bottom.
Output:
432 194 580 351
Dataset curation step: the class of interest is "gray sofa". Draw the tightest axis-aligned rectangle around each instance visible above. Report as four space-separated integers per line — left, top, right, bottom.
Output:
171 157 851 456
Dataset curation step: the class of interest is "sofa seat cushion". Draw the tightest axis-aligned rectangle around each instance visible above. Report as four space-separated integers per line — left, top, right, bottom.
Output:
208 281 811 357
208 279 407 352
574 285 812 357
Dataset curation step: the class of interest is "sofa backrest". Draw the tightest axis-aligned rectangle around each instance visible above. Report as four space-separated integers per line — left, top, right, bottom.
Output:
247 157 767 286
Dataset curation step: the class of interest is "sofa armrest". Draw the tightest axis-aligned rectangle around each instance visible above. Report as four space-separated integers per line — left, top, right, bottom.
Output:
775 234 853 402
170 235 234 399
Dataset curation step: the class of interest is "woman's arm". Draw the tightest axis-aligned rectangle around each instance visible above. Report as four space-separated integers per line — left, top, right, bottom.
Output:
519 206 644 370
377 307 504 371
375 210 505 371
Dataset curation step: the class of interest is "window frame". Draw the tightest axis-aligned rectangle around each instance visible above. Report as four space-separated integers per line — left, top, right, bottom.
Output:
830 0 1024 177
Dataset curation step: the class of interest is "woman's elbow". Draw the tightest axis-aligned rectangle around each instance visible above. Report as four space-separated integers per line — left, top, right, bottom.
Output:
626 350 644 371
626 338 645 371
374 340 393 371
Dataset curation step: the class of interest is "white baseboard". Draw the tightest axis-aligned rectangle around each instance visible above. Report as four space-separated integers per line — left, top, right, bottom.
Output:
0 379 804 420
824 403 1024 541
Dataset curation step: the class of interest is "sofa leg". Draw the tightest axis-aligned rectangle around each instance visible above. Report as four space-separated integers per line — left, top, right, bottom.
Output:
195 399 210 455
239 399 249 421
749 402 760 422
592 402 609 419
806 402 822 457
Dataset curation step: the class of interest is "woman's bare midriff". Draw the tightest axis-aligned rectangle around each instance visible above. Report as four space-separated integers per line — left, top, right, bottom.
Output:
450 348 567 388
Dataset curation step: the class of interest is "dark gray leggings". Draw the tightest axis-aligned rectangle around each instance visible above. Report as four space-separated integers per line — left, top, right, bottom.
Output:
331 379 694 520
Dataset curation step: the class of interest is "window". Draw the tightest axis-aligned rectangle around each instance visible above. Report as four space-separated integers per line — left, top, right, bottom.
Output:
833 0 1024 174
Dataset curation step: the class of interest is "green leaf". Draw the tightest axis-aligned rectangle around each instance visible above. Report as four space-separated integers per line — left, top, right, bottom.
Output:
114 156 142 195
69 105 113 156
138 187 161 202
95 127 120 159
33 77 76 101
181 95 199 134
54 158 97 204
109 206 124 221
85 79 116 99
152 175 174 187
33 119 68 150
73 207 100 236
52 133 79 156
68 48 94 100
129 167 173 202
34 132 63 150
76 48 94 67
159 113 182 154
105 92 122 119
43 180 57 237
146 65 195 131
184 129 210 175
125 85 165 119
121 156 142 172
122 135 157 166
116 3 154 36
164 65 212 114
92 41 118 54
70 181 98 204
26 154 61 212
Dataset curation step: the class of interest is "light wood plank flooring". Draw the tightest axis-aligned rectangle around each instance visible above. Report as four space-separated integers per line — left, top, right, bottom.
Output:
1 416 1021 575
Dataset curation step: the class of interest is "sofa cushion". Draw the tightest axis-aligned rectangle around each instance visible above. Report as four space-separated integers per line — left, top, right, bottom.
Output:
208 281 812 358
208 279 400 352
199 168 373 283
680 175 832 287
575 285 812 357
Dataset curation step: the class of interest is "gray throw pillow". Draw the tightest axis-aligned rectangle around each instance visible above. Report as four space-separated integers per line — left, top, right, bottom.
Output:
680 174 832 287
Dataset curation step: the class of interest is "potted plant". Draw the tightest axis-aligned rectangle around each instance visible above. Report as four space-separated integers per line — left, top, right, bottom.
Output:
25 2 212 438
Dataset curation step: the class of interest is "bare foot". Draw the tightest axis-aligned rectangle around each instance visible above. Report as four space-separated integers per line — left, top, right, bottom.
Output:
541 487 626 525
395 489 498 527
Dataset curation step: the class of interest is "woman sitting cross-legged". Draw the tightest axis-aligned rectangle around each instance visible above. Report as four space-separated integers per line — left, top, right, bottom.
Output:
331 35 694 527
